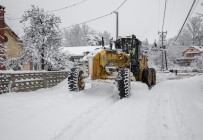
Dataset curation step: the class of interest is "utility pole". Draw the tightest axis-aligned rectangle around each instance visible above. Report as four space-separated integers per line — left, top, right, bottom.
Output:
114 11 119 39
164 48 168 70
158 31 167 70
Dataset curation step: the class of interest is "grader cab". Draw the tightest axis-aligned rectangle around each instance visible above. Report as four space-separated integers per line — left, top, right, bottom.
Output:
68 35 156 99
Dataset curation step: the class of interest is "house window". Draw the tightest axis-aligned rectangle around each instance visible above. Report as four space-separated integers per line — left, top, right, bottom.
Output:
187 54 194 57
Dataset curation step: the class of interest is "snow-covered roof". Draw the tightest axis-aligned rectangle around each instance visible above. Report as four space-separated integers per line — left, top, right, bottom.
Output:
62 46 108 55
192 46 203 52
81 48 105 62
176 57 196 60
183 46 203 54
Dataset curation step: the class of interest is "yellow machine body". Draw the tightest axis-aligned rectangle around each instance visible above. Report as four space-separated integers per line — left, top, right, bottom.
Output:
88 49 130 80
87 48 149 81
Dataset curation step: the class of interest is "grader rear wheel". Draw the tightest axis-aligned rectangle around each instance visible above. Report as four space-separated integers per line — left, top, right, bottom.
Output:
150 68 156 85
146 69 153 87
142 68 148 83
68 68 85 91
142 68 153 87
117 68 131 99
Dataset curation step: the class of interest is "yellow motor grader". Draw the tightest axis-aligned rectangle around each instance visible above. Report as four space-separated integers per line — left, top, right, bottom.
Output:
68 35 156 98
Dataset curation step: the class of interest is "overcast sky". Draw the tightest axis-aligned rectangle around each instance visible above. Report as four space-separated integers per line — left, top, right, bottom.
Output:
1 0 203 43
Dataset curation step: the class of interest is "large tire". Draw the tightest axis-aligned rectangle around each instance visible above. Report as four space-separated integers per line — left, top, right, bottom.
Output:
142 68 148 83
117 68 131 99
150 68 156 85
142 68 153 87
146 68 153 87
68 67 85 91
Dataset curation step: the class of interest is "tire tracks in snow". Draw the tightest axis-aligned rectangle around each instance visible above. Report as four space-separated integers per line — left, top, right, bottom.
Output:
146 83 162 140
52 94 119 140
147 81 195 140
170 83 195 140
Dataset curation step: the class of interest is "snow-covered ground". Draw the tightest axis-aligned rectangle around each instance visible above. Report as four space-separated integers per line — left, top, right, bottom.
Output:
0 72 203 140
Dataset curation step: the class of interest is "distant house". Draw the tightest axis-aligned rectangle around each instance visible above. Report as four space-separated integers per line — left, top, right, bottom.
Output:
0 5 32 70
175 46 203 66
62 46 103 62
183 46 203 57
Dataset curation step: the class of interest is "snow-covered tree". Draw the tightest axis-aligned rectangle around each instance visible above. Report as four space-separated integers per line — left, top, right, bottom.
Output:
191 56 203 69
147 43 162 69
0 43 30 70
64 24 91 47
64 24 111 47
176 28 193 46
98 31 111 45
187 16 203 45
64 25 84 47
167 16 203 48
0 44 7 69
86 34 101 46
21 5 66 70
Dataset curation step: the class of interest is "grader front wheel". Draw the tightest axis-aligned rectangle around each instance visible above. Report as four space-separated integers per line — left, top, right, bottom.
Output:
68 68 85 91
117 68 131 99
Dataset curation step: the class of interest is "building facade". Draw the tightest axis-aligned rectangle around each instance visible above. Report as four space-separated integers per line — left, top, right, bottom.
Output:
175 46 203 66
0 5 32 70
183 46 203 57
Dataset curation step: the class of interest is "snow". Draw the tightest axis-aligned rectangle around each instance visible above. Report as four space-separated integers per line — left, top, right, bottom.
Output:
0 72 203 140
62 46 106 56
192 46 203 52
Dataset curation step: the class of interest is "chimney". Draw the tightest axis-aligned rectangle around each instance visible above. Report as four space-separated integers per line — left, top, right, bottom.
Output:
0 5 5 45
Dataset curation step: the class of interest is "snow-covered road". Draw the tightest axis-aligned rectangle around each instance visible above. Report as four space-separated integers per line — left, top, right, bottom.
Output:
0 73 203 140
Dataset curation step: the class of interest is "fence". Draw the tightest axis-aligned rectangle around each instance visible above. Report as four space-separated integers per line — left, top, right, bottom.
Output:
0 71 68 94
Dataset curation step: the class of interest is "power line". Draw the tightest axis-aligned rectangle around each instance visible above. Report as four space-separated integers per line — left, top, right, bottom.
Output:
2 0 127 33
47 0 88 13
162 0 168 32
60 12 114 30
189 0 200 17
157 0 161 31
115 0 127 12
5 0 88 20
167 0 175 31
60 0 128 30
174 0 197 43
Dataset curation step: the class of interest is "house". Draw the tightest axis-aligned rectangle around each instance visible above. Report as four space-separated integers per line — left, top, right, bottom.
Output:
175 46 203 66
62 46 103 62
183 46 203 57
0 5 32 70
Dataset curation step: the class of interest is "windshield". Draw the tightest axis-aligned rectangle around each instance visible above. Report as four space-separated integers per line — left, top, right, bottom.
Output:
121 38 132 53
